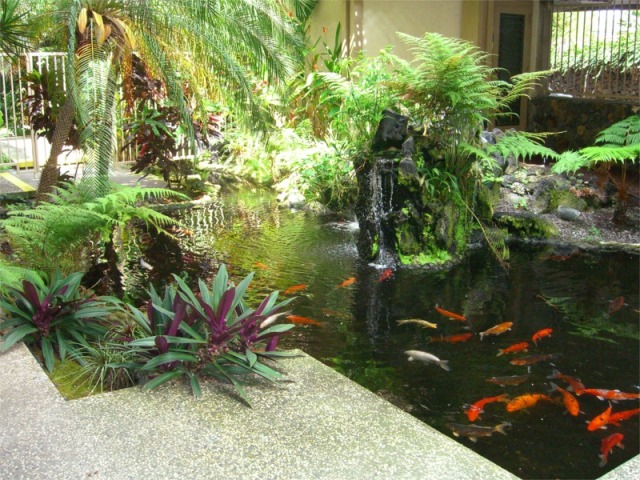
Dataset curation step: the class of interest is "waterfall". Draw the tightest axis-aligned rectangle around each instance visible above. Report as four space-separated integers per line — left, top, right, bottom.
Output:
370 158 397 268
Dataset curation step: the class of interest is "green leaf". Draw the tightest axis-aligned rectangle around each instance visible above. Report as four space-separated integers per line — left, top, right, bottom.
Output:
246 349 257 368
186 370 203 398
210 361 252 407
41 337 55 372
0 324 38 351
141 351 198 371
259 323 296 337
143 370 184 391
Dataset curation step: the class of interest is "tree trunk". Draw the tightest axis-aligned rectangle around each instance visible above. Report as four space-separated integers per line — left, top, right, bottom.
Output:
35 96 76 203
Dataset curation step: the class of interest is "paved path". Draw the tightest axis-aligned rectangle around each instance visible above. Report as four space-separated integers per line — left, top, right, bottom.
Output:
0 163 167 196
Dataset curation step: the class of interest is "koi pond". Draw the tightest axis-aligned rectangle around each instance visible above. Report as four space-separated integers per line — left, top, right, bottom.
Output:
125 190 639 480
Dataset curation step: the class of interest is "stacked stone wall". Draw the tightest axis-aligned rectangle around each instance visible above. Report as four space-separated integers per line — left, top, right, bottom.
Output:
527 96 639 152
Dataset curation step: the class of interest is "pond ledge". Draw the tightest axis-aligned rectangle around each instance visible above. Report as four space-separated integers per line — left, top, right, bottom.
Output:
1 343 637 480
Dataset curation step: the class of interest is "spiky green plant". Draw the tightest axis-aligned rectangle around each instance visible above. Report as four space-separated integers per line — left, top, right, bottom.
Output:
126 265 296 403
552 114 640 223
0 0 31 58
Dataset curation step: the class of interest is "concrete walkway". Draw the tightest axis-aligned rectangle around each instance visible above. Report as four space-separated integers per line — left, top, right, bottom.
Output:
1 343 638 480
1 343 518 480
0 163 167 197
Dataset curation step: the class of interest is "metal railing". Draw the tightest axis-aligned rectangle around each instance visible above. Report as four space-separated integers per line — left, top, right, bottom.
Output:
549 0 640 101
0 52 196 172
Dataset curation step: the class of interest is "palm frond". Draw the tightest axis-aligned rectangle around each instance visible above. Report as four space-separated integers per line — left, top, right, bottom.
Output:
0 0 31 58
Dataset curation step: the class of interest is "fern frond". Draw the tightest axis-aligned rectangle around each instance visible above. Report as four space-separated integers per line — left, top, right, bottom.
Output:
580 144 640 164
595 114 640 146
551 151 590 174
488 132 560 164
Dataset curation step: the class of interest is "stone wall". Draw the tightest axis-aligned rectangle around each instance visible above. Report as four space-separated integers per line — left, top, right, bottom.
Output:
527 95 639 153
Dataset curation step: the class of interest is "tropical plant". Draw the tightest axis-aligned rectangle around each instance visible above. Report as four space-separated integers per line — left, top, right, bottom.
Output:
2 184 187 273
391 33 550 155
126 265 296 403
0 271 119 372
0 0 31 58
34 0 313 201
315 50 399 156
551 114 640 223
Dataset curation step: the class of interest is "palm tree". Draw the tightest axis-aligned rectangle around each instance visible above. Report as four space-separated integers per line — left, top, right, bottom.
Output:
35 0 316 200
0 0 31 58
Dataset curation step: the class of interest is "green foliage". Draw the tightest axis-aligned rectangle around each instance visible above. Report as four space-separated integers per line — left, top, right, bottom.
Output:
551 115 640 222
0 0 31 58
314 51 398 155
0 271 118 372
125 265 297 403
295 149 356 210
2 184 187 273
390 33 550 147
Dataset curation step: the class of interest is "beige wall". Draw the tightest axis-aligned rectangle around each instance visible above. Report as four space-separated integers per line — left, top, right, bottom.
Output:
310 1 498 60
359 0 465 58
307 1 349 57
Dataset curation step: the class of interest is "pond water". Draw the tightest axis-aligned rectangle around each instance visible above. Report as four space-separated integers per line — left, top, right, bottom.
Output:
126 189 639 480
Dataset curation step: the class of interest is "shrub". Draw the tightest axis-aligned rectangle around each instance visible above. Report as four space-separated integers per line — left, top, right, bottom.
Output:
126 265 296 403
0 271 120 372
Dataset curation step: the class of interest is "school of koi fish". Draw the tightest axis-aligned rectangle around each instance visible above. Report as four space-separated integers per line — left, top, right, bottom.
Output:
401 303 639 468
276 272 636 471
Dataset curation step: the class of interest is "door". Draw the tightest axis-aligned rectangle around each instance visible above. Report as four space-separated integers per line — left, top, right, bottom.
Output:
492 1 533 130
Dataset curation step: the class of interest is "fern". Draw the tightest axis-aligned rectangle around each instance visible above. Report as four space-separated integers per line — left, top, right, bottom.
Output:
2 184 188 273
595 114 640 146
551 114 640 223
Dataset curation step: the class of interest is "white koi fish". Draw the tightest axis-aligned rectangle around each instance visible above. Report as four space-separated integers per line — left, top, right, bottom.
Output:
405 350 450 371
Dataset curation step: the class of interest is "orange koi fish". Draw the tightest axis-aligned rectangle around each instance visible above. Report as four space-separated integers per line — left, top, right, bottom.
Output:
532 328 553 345
434 305 466 321
608 296 625 315
599 433 624 467
284 284 308 295
254 262 269 270
510 353 561 366
428 333 474 344
578 388 640 401
506 393 553 412
497 341 529 356
338 277 356 288
550 382 580 416
587 403 612 431
608 408 640 426
486 374 529 387
479 322 513 340
285 315 323 327
547 369 586 393
377 268 393 282
465 394 510 422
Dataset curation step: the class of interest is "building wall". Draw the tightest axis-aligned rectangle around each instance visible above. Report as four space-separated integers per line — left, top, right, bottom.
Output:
307 0 350 54
359 0 465 58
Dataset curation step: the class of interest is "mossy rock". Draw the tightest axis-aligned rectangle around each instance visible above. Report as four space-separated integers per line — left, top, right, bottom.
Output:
548 189 588 212
493 212 558 240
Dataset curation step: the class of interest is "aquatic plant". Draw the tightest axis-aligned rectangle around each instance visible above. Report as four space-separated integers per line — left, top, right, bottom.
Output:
0 271 119 372
126 265 296 403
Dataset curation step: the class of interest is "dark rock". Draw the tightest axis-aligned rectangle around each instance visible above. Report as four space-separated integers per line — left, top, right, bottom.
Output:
372 110 409 151
502 175 516 187
557 206 582 222
493 211 558 239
